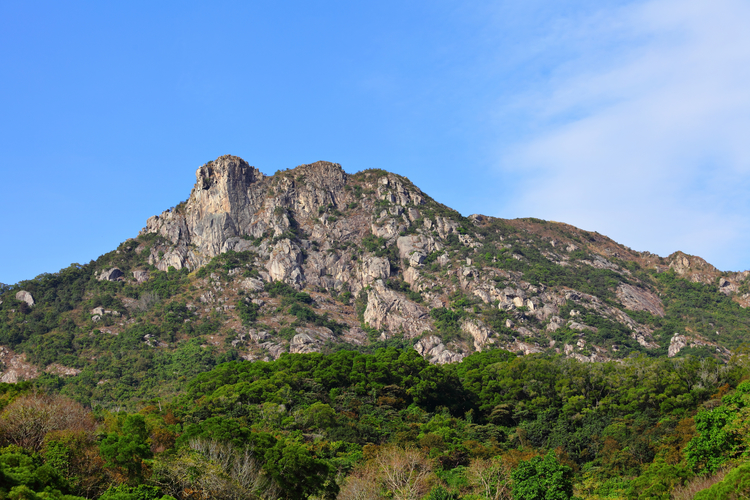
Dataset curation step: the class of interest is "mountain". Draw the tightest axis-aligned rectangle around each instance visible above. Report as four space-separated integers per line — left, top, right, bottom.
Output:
2 154 750 401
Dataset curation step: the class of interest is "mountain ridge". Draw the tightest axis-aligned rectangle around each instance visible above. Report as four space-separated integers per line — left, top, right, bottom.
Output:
2 154 750 398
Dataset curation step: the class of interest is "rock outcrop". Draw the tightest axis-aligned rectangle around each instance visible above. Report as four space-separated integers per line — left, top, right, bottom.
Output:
414 336 465 364
616 284 665 317
132 270 149 283
98 268 124 281
460 318 495 351
363 281 432 337
142 156 355 273
0 347 39 383
15 291 34 307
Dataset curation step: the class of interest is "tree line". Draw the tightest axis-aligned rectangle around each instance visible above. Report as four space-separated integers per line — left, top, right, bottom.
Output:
2 348 750 499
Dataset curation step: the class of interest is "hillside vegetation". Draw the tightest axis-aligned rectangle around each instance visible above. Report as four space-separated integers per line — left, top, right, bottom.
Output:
2 349 750 498
3 155 750 498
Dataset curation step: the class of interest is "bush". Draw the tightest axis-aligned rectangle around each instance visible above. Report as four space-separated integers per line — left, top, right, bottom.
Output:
511 452 574 500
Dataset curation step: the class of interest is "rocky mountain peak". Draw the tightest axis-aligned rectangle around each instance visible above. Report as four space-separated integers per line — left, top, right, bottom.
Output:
90 154 747 365
140 156 352 273
191 155 263 210
665 250 718 283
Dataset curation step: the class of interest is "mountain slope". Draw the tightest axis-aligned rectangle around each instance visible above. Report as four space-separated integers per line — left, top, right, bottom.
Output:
2 154 750 403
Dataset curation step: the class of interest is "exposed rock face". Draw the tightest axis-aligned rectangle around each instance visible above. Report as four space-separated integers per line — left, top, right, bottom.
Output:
267 239 305 284
0 347 39 383
15 291 34 307
132 270 149 283
546 316 564 332
142 156 353 272
562 290 659 349
45 364 82 377
667 333 722 357
91 307 120 317
98 268 124 281
617 284 665 317
290 333 318 354
460 318 494 351
511 341 543 356
562 342 609 363
363 281 432 337
568 321 597 332
667 252 718 284
668 334 688 358
414 336 465 364
397 235 441 267
359 257 391 287
240 277 265 292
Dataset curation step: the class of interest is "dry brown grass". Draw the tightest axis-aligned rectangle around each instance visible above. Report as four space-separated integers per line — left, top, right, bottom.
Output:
671 469 729 500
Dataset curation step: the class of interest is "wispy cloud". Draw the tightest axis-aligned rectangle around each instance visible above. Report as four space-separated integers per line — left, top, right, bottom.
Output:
500 0 750 270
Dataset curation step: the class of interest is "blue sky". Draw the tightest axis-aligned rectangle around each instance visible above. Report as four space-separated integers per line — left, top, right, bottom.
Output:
2 0 750 284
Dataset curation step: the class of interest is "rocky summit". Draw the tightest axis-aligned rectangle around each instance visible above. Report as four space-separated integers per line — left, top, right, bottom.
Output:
2 154 750 395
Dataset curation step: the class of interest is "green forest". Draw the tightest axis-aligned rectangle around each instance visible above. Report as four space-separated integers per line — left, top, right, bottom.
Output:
2 347 750 499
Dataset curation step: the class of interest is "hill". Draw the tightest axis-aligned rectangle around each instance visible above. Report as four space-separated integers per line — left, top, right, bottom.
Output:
2 155 750 402
4 155 750 498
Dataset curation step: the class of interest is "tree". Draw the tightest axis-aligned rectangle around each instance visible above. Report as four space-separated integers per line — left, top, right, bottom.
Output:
375 446 433 500
99 414 152 481
511 452 574 500
337 473 381 500
0 393 95 451
43 430 109 498
337 446 433 500
152 438 274 500
466 457 513 500
262 438 338 500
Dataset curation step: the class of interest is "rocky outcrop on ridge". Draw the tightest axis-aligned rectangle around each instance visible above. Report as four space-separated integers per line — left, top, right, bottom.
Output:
73 154 743 364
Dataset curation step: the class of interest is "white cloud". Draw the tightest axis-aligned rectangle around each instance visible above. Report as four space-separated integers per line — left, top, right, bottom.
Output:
501 0 750 270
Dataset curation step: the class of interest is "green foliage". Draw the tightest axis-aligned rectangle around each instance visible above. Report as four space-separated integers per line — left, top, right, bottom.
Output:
137 267 189 300
649 270 750 352
358 332 415 353
424 250 443 265
489 243 625 303
263 438 338 499
0 446 83 499
386 279 422 303
625 458 691 499
686 380 750 473
99 485 175 500
236 299 260 325
285 302 347 336
362 235 387 255
361 234 400 270
511 452 574 500
99 415 152 480
0 263 95 348
264 281 312 304
195 250 256 280
425 485 458 500
3 345 750 499
336 291 352 305
355 290 368 323
430 308 464 340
